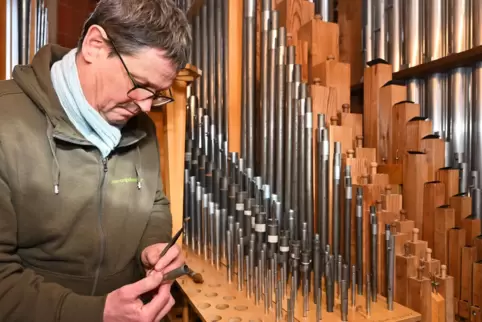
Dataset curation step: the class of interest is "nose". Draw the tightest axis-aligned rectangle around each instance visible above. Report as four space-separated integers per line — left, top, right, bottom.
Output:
136 99 152 113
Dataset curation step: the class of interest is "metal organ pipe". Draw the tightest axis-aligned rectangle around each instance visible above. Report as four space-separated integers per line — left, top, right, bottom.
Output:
402 0 424 112
473 0 482 190
387 0 401 72
448 0 472 168
426 0 446 139
362 0 374 66
374 0 387 61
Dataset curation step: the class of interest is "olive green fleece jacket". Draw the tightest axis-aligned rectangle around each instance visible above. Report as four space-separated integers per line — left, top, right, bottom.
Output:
0 44 172 321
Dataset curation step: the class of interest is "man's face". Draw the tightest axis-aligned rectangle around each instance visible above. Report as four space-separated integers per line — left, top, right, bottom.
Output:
78 26 178 125
100 46 177 125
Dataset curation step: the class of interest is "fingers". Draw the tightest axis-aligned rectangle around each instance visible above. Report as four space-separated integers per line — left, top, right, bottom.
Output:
154 244 181 271
142 283 172 321
160 253 185 275
122 271 164 299
154 295 175 322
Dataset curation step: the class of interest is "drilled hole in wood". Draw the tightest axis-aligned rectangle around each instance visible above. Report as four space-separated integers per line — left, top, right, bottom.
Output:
235 305 248 311
228 318 242 322
223 295 236 301
205 292 218 298
216 304 229 310
208 283 221 287
199 303 211 309
209 315 222 321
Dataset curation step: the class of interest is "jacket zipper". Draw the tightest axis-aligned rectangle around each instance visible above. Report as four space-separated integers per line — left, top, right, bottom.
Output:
91 157 108 295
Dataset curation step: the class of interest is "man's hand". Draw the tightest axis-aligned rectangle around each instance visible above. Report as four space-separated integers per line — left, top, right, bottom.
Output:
141 243 184 277
103 271 175 322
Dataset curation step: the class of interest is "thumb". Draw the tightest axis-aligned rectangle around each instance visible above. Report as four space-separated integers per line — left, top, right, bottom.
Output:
125 271 164 298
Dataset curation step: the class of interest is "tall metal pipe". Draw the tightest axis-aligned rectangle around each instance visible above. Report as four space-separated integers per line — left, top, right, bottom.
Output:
448 0 472 168
201 5 208 110
275 27 286 205
449 68 472 168
223 0 229 145
473 0 482 189
425 0 446 138
260 0 271 183
374 0 387 60
208 0 216 163
362 0 374 66
402 0 422 68
448 0 471 54
387 0 401 72
194 15 201 99
19 0 31 65
267 10 279 190
244 0 256 170
316 0 334 22
216 0 224 152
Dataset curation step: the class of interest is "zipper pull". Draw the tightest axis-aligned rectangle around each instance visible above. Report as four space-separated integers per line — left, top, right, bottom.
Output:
103 158 108 172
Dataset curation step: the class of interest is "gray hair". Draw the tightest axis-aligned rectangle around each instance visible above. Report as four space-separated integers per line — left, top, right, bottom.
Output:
78 0 191 70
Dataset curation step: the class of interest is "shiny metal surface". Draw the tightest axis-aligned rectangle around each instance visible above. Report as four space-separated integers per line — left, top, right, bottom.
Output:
407 79 422 105
402 0 422 68
448 0 471 53
362 0 374 65
387 0 401 72
319 0 334 22
427 73 446 138
19 0 31 65
474 64 482 189
426 0 445 61
474 0 482 188
374 0 387 60
449 67 472 168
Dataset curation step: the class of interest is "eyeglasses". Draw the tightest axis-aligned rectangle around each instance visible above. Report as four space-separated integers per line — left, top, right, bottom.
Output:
108 38 174 108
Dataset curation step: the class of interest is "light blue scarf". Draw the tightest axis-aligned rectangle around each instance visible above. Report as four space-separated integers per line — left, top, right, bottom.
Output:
50 48 121 158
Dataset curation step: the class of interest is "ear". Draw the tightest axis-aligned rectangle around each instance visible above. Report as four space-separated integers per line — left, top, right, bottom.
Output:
79 25 111 64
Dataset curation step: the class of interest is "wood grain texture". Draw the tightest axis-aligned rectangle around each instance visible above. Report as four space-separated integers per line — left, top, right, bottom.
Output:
448 194 472 227
379 83 407 164
461 246 477 303
403 152 429 232
435 269 455 322
276 0 314 51
433 206 456 266
338 0 363 85
363 62 393 153
406 118 433 153
312 59 351 108
391 102 421 164
297 17 339 82
422 181 446 249
420 135 446 182
448 228 466 299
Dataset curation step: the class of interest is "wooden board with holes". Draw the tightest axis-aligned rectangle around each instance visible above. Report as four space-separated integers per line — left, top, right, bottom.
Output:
176 248 421 322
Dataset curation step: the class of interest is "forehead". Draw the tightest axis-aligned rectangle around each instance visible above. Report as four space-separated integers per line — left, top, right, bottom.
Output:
124 47 177 89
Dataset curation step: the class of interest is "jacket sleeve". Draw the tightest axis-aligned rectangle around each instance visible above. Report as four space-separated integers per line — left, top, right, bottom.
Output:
0 144 106 322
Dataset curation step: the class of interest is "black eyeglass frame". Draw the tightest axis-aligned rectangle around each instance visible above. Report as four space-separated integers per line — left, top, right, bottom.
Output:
107 37 175 108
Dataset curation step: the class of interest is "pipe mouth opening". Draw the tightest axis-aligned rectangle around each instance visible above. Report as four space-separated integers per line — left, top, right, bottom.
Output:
367 58 390 67
382 79 406 87
422 134 440 139
407 151 425 155
409 116 429 122
393 100 415 106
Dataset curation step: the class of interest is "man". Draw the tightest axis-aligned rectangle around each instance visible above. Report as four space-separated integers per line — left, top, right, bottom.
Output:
0 0 191 321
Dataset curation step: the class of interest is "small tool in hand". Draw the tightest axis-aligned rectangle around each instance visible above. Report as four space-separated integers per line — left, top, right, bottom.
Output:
159 219 189 258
